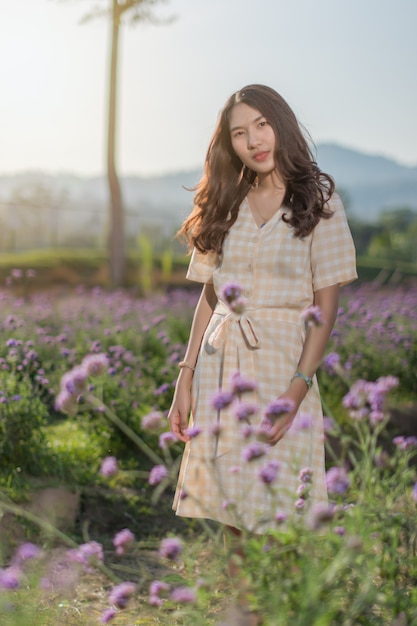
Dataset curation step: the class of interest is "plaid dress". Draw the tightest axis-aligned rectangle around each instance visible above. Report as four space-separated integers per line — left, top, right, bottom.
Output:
173 194 357 532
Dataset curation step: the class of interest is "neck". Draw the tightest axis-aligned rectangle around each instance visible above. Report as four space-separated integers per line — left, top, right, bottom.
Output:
255 170 286 196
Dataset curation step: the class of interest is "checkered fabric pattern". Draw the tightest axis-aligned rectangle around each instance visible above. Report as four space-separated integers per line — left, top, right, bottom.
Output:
173 194 357 532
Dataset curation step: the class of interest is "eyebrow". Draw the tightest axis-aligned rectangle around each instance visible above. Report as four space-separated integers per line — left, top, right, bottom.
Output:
230 114 264 133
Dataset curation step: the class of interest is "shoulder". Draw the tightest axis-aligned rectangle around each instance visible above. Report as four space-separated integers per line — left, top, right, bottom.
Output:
325 192 345 215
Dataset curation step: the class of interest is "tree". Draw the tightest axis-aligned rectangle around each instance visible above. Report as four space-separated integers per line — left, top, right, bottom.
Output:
58 0 172 286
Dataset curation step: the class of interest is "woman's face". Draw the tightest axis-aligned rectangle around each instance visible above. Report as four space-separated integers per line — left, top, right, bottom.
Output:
229 103 276 175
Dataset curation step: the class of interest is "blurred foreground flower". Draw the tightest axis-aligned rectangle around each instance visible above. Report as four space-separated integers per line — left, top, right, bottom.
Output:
259 460 280 484
100 456 119 477
81 353 109 377
220 282 246 314
141 411 164 431
149 580 170 607
109 581 136 608
113 529 135 555
170 586 197 604
343 376 399 423
301 305 324 327
159 537 183 561
326 466 350 495
230 371 258 394
67 541 104 573
148 464 169 486
242 442 268 462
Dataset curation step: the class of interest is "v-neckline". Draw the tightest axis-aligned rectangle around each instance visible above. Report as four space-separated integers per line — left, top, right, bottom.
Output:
245 196 283 231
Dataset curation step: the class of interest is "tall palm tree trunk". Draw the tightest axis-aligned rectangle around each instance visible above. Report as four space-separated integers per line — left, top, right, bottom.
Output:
107 0 125 286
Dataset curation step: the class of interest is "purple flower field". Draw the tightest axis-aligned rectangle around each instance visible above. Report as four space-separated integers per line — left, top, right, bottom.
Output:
1 280 417 625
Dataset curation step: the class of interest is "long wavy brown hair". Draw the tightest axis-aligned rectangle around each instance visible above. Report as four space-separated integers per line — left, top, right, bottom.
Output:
179 84 335 254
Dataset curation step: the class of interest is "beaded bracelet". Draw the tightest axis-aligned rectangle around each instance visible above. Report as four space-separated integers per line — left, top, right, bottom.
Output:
291 371 313 389
178 360 196 371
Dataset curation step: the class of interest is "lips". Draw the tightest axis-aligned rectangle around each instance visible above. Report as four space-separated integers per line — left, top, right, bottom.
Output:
253 151 269 162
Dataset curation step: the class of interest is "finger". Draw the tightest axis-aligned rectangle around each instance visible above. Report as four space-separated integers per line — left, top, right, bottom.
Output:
170 414 190 443
267 420 291 445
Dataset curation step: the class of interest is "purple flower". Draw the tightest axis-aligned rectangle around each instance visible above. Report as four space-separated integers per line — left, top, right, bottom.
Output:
326 466 350 495
0 566 21 590
109 582 136 609
149 580 170 607
323 416 336 433
142 411 164 431
113 529 135 555
220 282 246 313
210 422 222 437
67 541 104 573
298 467 313 484
307 502 335 529
301 305 324 327
184 425 203 439
81 353 109 377
61 366 88 395
229 371 258 395
148 464 169 486
211 390 234 411
159 537 183 561
100 608 117 623
170 586 197 604
295 498 306 511
14 542 42 563
393 436 417 450
234 402 259 422
275 511 287 524
100 456 118 477
241 424 255 438
343 376 398 423
150 579 170 596
292 413 312 431
154 382 170 396
159 431 177 449
242 442 268 462
323 352 341 374
259 460 280 484
412 483 417 504
264 397 295 422
220 283 242 302
334 526 346 536
54 388 77 413
11 268 23 279
296 483 309 497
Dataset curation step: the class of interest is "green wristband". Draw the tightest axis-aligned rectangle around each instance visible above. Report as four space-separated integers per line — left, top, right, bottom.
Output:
291 372 313 389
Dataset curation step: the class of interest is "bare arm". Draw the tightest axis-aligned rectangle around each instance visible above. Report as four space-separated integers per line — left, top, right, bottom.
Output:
266 283 340 445
168 282 218 442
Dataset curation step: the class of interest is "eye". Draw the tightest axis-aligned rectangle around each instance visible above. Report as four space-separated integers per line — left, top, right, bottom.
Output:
232 130 245 138
258 120 268 128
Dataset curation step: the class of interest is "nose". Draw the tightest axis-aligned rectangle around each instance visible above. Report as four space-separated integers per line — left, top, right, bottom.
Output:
247 130 259 149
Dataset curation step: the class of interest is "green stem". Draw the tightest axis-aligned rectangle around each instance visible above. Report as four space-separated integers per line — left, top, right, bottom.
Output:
0 497 120 583
87 394 163 466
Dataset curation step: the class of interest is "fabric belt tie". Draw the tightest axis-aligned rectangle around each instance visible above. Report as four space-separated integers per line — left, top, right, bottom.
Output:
207 304 261 351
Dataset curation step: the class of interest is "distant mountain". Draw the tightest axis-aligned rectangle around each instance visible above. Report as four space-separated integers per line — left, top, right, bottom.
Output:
315 144 417 220
0 144 416 228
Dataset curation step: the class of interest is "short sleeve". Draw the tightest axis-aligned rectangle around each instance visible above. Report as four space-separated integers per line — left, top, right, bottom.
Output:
311 194 357 291
186 248 218 284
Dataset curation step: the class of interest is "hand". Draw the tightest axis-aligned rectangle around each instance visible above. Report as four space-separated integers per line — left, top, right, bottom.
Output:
261 391 302 446
167 376 192 443
263 409 297 446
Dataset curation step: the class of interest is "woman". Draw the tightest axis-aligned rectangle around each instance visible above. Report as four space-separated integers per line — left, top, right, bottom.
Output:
168 84 357 533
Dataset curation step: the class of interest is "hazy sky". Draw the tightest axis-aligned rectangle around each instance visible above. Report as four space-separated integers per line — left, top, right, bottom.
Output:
1 0 416 177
